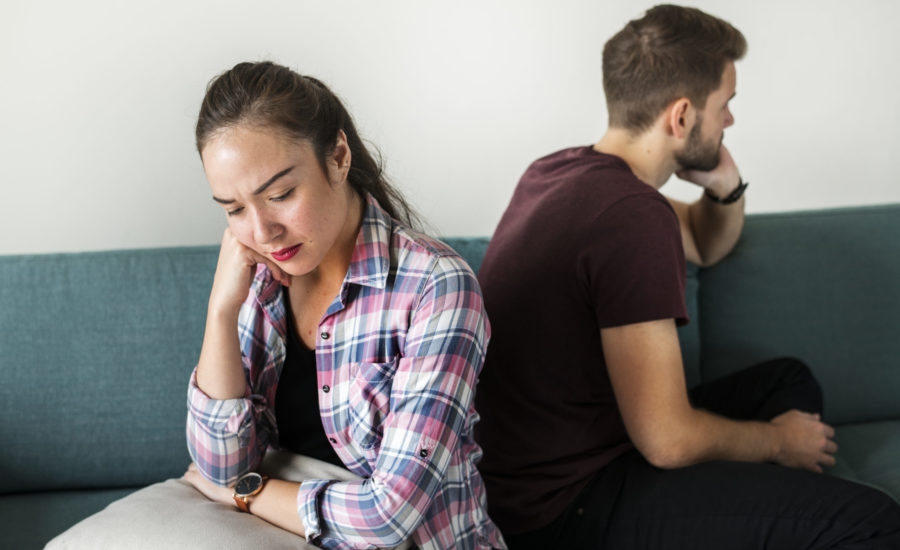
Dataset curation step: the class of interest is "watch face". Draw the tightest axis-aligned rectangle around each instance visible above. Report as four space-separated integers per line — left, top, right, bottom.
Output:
234 473 263 497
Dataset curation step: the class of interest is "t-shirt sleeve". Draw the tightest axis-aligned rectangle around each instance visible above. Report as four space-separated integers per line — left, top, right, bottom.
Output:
582 193 689 329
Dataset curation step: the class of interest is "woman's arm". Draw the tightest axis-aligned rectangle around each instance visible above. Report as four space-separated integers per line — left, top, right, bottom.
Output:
186 228 290 485
184 464 307 537
196 228 289 399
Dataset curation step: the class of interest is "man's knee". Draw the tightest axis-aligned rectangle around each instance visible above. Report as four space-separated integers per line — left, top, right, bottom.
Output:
779 357 823 411
775 356 819 387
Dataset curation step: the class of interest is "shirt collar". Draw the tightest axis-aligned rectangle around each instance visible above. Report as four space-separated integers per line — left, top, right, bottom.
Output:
344 193 392 290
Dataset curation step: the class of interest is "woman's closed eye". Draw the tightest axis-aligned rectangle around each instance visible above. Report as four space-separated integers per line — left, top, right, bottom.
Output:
270 188 295 202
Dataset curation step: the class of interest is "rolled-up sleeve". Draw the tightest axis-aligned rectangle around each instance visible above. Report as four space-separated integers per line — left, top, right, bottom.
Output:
297 257 488 548
186 367 271 486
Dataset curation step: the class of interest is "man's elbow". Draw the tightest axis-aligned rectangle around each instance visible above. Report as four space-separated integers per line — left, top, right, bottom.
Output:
693 247 729 268
636 435 697 470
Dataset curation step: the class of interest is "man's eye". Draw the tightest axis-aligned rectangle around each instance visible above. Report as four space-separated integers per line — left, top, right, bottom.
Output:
271 188 294 202
226 207 244 217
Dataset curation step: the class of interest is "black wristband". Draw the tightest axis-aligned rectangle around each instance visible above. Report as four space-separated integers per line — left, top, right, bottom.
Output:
705 178 748 205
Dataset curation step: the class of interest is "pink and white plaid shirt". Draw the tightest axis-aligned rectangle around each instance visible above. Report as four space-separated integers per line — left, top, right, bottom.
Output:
186 195 505 550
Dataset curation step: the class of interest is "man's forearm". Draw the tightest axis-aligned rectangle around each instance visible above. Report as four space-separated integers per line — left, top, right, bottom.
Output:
687 192 745 266
649 406 835 473
664 407 778 468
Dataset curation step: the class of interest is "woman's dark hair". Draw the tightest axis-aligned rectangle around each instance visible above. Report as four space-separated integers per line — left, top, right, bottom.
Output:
196 61 417 227
603 4 746 133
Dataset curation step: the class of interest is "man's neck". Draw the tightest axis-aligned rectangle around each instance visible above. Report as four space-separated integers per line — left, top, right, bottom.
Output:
593 127 677 190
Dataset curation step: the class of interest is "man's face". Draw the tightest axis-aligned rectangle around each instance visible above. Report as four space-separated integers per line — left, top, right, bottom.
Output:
675 61 737 172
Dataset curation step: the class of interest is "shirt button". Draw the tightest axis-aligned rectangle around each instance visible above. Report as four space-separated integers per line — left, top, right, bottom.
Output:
322 385 330 393
329 438 337 444
419 449 429 458
320 332 330 340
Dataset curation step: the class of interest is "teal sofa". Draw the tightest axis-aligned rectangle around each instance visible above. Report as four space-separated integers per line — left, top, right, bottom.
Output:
2 204 899 549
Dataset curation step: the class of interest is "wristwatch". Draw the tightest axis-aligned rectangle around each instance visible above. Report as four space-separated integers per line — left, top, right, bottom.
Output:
232 472 268 512
704 177 748 205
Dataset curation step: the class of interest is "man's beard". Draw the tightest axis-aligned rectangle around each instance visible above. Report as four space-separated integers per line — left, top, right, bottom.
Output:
675 119 721 172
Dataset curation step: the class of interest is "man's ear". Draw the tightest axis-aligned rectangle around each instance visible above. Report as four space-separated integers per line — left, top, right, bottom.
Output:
328 129 352 183
666 98 695 140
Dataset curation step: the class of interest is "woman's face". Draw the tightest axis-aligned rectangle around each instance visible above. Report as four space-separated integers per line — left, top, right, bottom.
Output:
201 125 357 277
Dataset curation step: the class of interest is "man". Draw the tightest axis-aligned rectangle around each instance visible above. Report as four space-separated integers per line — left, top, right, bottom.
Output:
474 4 900 548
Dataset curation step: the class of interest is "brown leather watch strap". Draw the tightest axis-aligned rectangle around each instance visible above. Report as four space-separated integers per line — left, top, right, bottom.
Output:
234 494 251 512
232 474 268 513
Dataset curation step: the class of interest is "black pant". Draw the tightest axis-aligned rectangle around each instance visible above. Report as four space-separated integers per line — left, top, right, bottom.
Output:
504 358 900 549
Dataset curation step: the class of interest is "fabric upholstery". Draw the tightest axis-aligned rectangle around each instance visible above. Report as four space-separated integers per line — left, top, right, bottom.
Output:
0 246 216 493
697 206 900 424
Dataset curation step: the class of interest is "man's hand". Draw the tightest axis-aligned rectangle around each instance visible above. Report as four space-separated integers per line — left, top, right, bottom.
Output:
676 144 741 199
771 410 838 473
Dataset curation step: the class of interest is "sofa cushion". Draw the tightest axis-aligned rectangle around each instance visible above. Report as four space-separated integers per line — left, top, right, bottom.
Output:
0 246 218 493
0 487 136 550
696 205 900 424
45 451 411 550
829 420 900 504
678 263 702 388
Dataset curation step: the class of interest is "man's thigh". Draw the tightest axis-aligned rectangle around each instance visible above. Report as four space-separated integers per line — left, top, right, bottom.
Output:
560 451 900 550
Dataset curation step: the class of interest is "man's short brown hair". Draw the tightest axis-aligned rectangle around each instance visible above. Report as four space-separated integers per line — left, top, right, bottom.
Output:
603 4 746 133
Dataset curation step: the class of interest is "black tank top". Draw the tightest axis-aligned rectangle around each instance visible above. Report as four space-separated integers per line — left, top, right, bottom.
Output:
274 300 344 468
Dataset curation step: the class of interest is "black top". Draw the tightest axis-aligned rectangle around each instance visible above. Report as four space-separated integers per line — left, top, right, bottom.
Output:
275 300 344 468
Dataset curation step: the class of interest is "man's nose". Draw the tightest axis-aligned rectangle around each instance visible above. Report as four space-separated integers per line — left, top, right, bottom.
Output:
724 107 735 128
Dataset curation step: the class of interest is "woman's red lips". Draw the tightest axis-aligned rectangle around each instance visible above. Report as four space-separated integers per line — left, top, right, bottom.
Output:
271 245 301 261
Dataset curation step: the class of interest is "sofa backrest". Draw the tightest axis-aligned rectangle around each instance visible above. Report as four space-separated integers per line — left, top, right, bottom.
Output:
697 204 900 424
0 247 217 494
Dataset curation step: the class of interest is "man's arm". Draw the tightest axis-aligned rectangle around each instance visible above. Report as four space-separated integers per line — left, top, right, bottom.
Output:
601 318 838 472
667 144 745 267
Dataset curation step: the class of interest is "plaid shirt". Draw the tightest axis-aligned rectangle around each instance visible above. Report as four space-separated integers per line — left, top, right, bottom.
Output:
187 195 505 550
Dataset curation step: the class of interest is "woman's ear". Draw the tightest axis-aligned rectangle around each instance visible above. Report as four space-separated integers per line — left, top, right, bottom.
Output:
666 98 695 140
329 130 352 183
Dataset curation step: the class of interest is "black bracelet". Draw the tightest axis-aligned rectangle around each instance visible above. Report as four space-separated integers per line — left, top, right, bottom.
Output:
705 178 748 205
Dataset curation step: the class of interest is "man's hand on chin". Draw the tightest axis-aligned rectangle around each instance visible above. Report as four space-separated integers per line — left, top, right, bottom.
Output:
677 144 741 199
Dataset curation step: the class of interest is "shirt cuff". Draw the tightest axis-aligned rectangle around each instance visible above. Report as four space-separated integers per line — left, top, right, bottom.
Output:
297 478 332 543
187 369 251 435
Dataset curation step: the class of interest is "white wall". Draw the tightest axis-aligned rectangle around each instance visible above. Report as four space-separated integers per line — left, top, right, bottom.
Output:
2 0 899 255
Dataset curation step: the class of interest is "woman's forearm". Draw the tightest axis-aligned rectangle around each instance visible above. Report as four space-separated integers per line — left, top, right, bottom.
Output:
195 305 247 399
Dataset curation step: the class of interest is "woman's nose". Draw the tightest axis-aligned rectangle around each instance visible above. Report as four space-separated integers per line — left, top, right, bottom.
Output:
252 210 282 244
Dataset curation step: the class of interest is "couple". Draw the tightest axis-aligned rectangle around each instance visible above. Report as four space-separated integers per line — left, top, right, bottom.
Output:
183 5 900 549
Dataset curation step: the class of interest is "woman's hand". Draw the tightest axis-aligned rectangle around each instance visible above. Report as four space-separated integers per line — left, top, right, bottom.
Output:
208 228 291 316
184 463 308 538
184 463 235 507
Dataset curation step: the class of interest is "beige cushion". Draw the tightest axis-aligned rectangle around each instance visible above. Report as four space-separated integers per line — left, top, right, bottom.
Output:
46 451 410 549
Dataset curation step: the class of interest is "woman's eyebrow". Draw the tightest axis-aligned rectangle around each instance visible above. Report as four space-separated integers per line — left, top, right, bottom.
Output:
212 166 295 204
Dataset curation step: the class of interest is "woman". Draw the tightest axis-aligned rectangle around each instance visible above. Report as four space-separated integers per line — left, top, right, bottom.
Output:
183 61 505 550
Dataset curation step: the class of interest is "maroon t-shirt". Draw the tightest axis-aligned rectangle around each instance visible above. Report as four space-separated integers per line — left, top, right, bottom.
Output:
474 146 688 534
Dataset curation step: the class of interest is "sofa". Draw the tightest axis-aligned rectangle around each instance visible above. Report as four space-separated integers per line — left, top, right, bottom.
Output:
2 204 899 549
